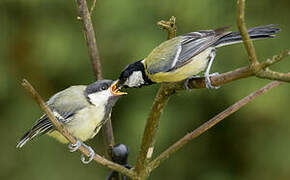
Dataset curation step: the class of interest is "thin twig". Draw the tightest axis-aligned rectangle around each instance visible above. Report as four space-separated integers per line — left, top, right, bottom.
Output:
75 0 115 158
21 79 136 179
148 81 282 171
157 16 177 39
90 0 97 15
237 0 259 70
76 0 102 80
134 17 177 179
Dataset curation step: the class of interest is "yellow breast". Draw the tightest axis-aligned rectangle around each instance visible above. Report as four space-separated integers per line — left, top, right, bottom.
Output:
47 105 105 144
147 48 213 83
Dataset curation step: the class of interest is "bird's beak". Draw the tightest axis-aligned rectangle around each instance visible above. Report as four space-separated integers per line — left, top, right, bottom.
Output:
110 80 127 96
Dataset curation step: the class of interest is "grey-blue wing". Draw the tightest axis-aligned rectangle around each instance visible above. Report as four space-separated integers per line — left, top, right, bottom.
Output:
16 109 76 148
172 30 227 70
146 29 228 74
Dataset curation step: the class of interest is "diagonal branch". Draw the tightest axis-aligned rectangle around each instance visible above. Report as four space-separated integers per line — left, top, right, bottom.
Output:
75 0 115 158
21 79 136 179
148 80 282 171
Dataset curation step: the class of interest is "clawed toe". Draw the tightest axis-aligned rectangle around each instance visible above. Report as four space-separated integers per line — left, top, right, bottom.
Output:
81 145 95 164
68 140 82 152
205 72 220 89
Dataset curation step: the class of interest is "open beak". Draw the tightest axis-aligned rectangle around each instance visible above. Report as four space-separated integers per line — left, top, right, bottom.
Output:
110 80 127 96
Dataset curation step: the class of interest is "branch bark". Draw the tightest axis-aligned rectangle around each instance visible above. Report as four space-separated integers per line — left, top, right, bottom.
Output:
75 0 115 158
21 79 136 179
148 81 282 171
237 0 259 69
76 0 102 80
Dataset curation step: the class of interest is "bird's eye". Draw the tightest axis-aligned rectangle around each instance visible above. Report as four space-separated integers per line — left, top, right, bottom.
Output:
101 85 108 90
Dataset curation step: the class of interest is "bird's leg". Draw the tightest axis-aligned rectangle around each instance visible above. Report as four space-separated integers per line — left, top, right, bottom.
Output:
204 49 220 89
80 143 95 164
68 140 82 152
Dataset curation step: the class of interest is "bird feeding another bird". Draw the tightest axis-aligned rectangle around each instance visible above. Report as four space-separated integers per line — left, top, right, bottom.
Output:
17 80 127 164
117 25 280 89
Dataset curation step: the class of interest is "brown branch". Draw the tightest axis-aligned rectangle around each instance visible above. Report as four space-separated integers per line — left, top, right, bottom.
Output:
256 68 290 81
76 0 102 80
134 84 176 178
75 0 115 158
90 0 97 15
237 0 290 82
157 16 177 39
148 81 282 171
237 0 259 70
134 17 177 179
21 79 136 179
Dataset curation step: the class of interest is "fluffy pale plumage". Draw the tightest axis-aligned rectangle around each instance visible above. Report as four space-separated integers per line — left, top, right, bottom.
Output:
17 83 114 148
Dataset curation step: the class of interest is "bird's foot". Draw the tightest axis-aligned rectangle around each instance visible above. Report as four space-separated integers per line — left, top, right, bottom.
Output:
81 143 95 164
205 72 220 89
183 75 201 90
68 140 82 152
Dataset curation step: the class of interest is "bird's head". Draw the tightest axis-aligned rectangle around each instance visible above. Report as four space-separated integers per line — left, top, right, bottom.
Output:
117 59 153 89
85 80 127 106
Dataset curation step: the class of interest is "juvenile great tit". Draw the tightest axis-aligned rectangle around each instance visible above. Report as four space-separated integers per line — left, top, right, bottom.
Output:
17 80 126 164
117 25 280 89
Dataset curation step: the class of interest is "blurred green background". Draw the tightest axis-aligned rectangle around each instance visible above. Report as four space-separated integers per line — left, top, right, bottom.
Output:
1 0 290 179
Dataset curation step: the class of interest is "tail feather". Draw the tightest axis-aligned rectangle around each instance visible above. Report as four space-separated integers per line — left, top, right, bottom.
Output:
214 24 280 47
16 116 53 148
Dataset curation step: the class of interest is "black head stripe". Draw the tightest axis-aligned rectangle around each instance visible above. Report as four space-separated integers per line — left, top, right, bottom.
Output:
119 59 154 88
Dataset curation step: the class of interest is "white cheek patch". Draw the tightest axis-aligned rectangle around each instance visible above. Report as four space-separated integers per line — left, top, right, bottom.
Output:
88 88 111 107
124 71 145 87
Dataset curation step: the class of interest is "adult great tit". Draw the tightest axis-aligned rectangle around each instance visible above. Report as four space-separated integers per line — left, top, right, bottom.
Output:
117 25 280 89
17 80 126 163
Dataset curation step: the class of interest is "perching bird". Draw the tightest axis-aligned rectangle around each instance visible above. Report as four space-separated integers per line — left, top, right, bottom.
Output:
117 25 280 89
17 80 126 163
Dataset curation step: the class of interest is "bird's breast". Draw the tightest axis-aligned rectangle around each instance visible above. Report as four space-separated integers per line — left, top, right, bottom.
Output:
65 105 105 142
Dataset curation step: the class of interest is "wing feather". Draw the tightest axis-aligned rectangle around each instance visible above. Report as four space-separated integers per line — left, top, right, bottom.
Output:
145 27 231 74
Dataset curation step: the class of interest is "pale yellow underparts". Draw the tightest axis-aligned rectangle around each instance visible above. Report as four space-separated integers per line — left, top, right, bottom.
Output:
147 47 213 82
